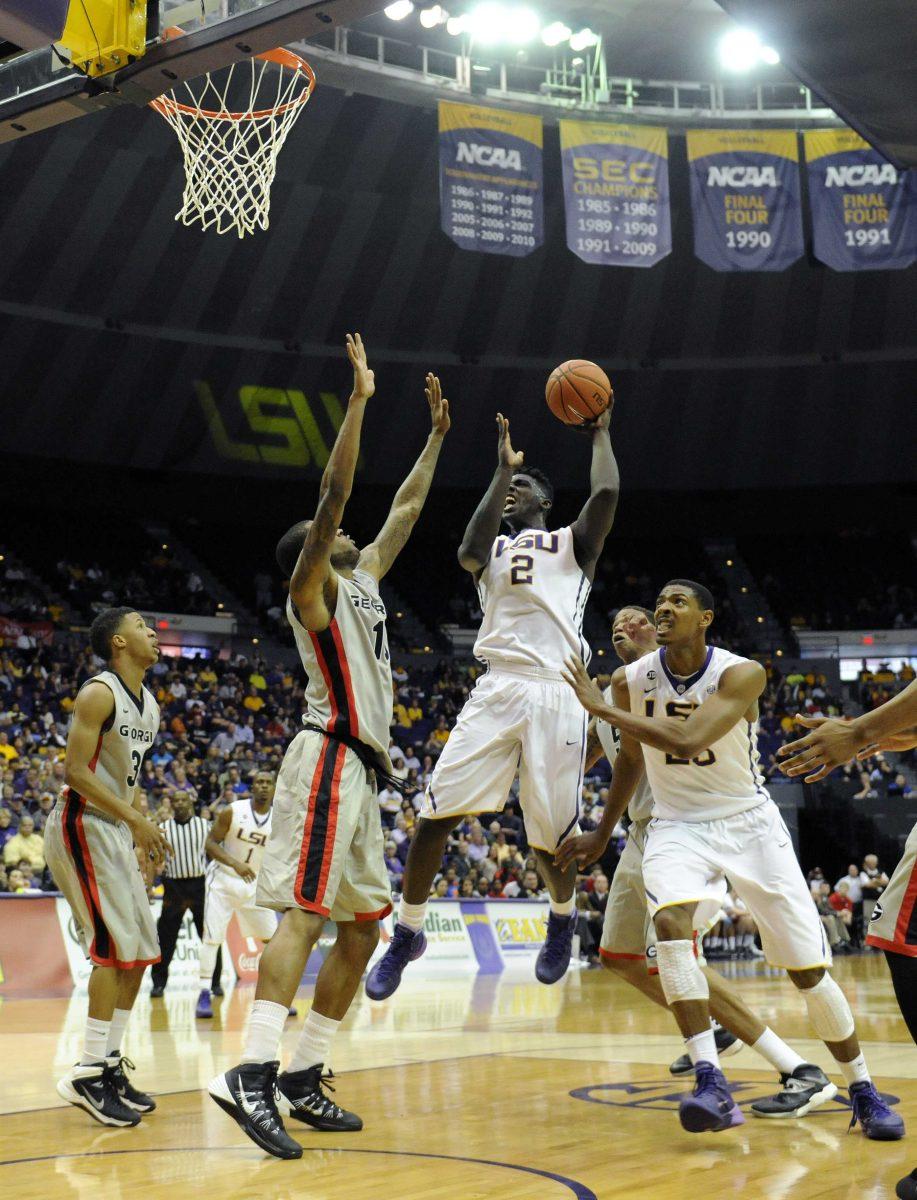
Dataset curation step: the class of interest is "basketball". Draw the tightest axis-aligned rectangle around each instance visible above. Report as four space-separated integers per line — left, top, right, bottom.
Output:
545 359 612 426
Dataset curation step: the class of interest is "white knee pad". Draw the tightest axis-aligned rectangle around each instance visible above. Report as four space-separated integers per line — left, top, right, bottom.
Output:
656 939 709 1005
800 973 855 1042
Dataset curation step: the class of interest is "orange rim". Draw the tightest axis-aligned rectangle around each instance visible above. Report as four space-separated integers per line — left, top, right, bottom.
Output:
150 28 315 121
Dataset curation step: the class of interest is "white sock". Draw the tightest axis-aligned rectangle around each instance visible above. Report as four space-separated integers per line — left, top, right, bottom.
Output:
839 1053 871 1087
199 943 219 989
288 1009 341 1074
751 1027 806 1076
398 899 427 933
550 896 575 918
685 1028 720 1069
106 1008 131 1058
240 999 288 1064
81 1016 110 1066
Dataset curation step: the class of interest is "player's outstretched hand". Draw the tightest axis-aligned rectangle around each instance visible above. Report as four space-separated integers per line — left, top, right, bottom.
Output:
496 413 524 469
346 332 375 402
234 862 257 884
562 655 607 717
776 714 862 782
573 394 614 434
555 830 607 871
131 814 172 869
426 373 451 437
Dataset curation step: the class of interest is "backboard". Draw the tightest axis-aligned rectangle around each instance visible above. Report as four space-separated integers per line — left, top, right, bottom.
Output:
0 0 382 143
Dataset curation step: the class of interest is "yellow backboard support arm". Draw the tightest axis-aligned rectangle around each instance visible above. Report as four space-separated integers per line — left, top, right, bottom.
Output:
60 0 148 76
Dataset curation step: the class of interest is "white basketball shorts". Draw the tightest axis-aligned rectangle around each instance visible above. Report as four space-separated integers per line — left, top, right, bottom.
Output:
419 664 587 851
204 869 277 944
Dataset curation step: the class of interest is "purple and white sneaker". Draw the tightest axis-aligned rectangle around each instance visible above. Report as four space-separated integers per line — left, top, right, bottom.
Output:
364 923 427 1000
535 912 577 985
195 989 213 1019
848 1081 905 1140
679 1062 745 1133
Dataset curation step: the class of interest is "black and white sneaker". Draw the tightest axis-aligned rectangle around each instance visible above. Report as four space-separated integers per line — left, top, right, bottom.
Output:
669 1026 743 1075
208 1061 302 1159
106 1054 156 1113
277 1064 363 1132
751 1064 837 1118
57 1063 141 1127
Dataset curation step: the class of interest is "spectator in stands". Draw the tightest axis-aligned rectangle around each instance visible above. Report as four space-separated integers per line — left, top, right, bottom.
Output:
384 841 403 890
827 881 855 951
378 783 402 826
2 814 44 872
0 808 14 850
211 723 238 757
807 866 826 895
0 731 17 763
467 826 488 864
888 772 914 798
34 792 56 831
504 869 545 899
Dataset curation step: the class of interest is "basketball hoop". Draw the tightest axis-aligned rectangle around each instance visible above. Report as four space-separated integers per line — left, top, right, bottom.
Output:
150 40 315 238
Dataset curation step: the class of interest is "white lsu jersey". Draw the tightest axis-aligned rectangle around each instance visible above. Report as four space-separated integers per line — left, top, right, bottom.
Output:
66 670 160 816
473 526 591 672
213 799 273 880
288 567 393 767
595 686 654 824
624 646 769 822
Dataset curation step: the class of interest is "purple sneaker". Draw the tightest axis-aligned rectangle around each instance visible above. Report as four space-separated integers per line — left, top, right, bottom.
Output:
848 1080 905 1140
364 923 427 1000
195 988 213 1019
679 1062 745 1133
535 912 577 985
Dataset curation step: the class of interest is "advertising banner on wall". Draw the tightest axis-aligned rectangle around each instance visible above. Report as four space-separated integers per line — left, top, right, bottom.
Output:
486 901 549 956
438 100 543 257
687 129 804 271
804 129 917 271
559 120 671 267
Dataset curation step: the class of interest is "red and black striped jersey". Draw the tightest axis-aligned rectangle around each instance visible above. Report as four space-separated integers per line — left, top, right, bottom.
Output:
287 570 393 769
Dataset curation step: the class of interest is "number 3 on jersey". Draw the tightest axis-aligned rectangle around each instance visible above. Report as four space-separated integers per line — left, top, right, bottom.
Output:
645 698 716 767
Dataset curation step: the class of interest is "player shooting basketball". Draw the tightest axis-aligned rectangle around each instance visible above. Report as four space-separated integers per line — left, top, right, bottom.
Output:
209 333 451 1160
367 393 619 1001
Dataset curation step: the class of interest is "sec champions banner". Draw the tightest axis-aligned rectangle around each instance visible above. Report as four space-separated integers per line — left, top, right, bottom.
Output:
438 100 543 257
559 121 671 267
804 129 917 271
687 130 804 271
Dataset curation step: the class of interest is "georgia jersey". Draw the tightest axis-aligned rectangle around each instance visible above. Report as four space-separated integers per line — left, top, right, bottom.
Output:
595 686 654 823
288 567 393 767
473 526 590 671
65 671 160 815
624 646 769 822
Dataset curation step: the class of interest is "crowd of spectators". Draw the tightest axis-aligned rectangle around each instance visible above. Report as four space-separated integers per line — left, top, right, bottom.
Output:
806 855 891 953
55 546 212 619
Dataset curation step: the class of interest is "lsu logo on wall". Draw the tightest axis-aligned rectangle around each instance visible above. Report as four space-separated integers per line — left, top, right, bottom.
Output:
196 381 361 470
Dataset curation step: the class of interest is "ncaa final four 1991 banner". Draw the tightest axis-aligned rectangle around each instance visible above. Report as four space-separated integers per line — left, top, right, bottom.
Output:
559 121 671 267
438 100 543 257
687 129 804 272
804 129 917 272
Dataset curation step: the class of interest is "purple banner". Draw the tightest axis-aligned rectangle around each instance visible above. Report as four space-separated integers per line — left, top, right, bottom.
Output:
804 129 917 271
559 121 671 268
687 130 804 272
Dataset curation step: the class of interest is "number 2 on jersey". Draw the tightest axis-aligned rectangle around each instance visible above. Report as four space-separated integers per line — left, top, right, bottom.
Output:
510 553 534 585
644 699 716 767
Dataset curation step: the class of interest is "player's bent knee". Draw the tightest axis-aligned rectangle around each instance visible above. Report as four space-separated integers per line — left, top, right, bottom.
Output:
796 972 855 1042
654 907 692 942
787 966 825 990
655 939 709 1005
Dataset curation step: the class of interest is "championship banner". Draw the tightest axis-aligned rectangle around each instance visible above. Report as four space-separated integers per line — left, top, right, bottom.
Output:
559 121 671 267
438 100 543 257
804 129 917 271
687 130 804 271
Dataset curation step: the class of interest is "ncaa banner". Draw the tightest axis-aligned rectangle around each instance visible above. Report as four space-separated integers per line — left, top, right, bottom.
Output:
687 130 804 271
804 129 917 271
438 100 543 257
559 121 671 267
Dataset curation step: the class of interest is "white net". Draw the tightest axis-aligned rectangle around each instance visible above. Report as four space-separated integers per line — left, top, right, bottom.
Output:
151 51 315 238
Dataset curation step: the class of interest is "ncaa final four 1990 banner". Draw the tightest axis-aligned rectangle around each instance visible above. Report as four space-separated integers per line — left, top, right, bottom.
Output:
687 130 804 271
438 100 543 257
559 121 671 267
804 129 917 271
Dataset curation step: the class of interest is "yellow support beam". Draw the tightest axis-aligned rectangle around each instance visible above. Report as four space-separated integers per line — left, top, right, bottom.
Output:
60 0 148 77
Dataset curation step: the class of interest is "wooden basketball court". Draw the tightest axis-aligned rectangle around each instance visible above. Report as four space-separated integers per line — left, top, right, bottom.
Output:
2 954 914 1200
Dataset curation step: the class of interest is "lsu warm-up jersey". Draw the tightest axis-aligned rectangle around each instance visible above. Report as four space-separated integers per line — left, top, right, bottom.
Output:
624 646 768 822
288 567 393 765
211 799 273 881
473 526 591 671
595 685 654 824
65 670 160 814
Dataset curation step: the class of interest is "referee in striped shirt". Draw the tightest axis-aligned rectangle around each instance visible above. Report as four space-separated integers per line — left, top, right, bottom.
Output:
150 792 221 997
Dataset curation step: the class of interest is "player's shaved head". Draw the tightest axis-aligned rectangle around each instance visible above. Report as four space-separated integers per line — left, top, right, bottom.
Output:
276 521 310 577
